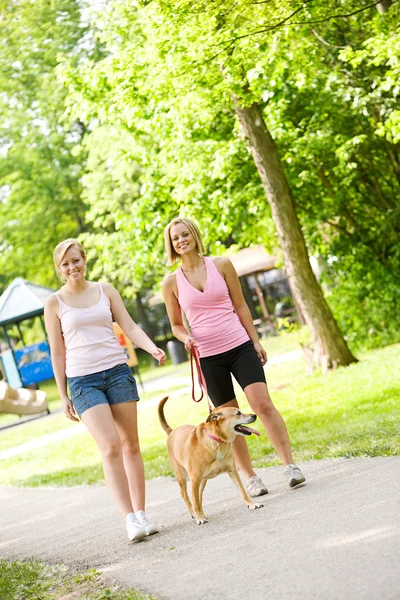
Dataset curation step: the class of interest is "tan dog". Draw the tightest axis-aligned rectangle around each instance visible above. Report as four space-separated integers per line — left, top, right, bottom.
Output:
158 396 264 524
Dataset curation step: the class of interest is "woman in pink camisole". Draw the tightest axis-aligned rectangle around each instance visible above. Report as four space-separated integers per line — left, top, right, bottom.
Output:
162 218 305 496
45 238 166 543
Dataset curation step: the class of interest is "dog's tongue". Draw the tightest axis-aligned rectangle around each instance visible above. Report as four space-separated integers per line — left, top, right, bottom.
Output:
241 426 260 436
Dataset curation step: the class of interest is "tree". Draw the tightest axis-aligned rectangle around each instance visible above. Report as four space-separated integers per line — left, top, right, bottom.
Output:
56 0 399 357
235 102 357 369
0 0 89 285
63 0 366 369
142 0 400 367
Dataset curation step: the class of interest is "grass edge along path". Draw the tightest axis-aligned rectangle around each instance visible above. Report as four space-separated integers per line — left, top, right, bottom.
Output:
0 341 399 487
0 558 157 600
0 331 304 430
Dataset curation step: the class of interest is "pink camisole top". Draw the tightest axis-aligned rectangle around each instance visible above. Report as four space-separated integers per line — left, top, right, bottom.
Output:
55 283 127 378
175 257 249 357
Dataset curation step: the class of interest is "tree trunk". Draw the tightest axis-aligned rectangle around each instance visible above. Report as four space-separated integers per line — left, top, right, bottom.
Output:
136 291 155 339
235 101 357 371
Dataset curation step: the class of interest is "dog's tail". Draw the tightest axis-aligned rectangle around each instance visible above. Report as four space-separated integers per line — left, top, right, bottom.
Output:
158 396 172 435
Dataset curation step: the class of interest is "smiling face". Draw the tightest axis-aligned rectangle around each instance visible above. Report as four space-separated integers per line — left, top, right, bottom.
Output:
58 245 86 284
170 223 196 257
164 217 205 265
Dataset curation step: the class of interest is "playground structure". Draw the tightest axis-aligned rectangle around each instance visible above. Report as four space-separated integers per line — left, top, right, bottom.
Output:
0 380 49 416
0 278 55 417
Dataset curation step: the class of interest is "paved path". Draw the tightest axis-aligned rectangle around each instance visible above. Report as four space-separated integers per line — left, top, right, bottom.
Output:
1 457 399 599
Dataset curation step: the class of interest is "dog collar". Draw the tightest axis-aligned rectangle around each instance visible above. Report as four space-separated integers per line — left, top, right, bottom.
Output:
206 430 226 444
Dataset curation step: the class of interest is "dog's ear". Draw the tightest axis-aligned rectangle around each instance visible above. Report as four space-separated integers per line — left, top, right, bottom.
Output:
206 412 222 423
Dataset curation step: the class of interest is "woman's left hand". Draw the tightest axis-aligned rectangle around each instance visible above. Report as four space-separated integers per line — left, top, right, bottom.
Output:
253 341 267 365
152 347 167 366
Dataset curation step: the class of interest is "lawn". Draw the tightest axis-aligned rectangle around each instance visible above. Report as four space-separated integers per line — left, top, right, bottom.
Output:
0 336 398 488
0 559 156 600
0 331 301 429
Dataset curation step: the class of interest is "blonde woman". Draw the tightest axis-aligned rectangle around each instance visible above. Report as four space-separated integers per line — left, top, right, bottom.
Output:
162 218 305 495
44 238 166 543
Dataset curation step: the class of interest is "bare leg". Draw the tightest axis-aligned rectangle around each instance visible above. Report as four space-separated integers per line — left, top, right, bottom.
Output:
111 401 145 512
244 382 294 466
216 399 256 481
81 404 133 516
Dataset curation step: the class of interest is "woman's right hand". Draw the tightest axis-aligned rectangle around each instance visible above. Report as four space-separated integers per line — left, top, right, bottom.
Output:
62 397 79 422
184 336 197 352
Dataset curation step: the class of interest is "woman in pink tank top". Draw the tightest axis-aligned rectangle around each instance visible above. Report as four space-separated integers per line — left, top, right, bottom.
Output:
44 238 166 543
162 218 305 495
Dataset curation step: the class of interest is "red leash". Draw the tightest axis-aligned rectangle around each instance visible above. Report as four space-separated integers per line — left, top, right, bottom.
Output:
190 346 213 413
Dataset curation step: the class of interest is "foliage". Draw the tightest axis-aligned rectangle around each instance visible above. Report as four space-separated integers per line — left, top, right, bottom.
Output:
57 0 399 346
0 0 89 287
0 0 398 349
258 3 400 347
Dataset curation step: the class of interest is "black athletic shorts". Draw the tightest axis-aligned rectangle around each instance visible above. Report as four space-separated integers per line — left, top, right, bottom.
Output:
199 340 266 407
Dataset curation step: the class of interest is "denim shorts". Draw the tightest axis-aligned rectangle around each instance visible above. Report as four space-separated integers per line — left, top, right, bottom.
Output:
67 363 139 417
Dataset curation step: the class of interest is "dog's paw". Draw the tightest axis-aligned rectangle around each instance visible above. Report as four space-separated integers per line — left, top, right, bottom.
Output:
196 517 208 525
248 502 264 510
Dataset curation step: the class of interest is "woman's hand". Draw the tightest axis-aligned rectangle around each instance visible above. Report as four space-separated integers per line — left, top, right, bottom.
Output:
152 347 167 365
62 397 79 422
253 341 267 366
184 336 197 353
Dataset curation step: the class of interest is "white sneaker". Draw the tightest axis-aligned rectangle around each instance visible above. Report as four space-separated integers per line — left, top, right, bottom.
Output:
284 464 306 488
136 510 158 536
126 513 146 542
246 475 268 497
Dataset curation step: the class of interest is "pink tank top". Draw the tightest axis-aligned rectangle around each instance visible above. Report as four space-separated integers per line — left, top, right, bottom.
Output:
55 283 127 377
175 257 249 357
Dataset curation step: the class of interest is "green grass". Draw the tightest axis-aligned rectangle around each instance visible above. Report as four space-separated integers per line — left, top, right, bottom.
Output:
0 559 156 600
137 359 188 382
0 383 185 454
0 335 398 488
0 331 296 428
0 413 76 453
259 329 306 356
0 363 186 429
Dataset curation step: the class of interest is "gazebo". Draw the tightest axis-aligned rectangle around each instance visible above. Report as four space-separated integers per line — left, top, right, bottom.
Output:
228 246 278 322
0 278 55 389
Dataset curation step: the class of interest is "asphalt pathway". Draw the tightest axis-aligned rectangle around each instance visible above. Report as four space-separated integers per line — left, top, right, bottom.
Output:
1 456 399 600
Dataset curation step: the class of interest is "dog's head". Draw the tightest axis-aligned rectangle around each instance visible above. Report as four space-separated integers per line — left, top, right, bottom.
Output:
205 407 260 442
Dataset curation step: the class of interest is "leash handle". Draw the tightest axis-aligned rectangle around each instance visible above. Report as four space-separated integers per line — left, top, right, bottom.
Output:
190 345 213 413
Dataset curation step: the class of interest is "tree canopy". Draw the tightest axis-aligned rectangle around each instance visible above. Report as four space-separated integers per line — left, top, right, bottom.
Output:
1 0 399 350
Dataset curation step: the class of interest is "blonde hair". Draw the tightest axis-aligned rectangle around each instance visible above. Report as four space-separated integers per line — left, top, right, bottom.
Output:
164 217 205 266
53 238 86 282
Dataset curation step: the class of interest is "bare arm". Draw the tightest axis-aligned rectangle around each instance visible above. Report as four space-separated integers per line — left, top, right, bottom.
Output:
102 283 166 364
215 257 267 364
44 295 79 421
162 275 195 351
